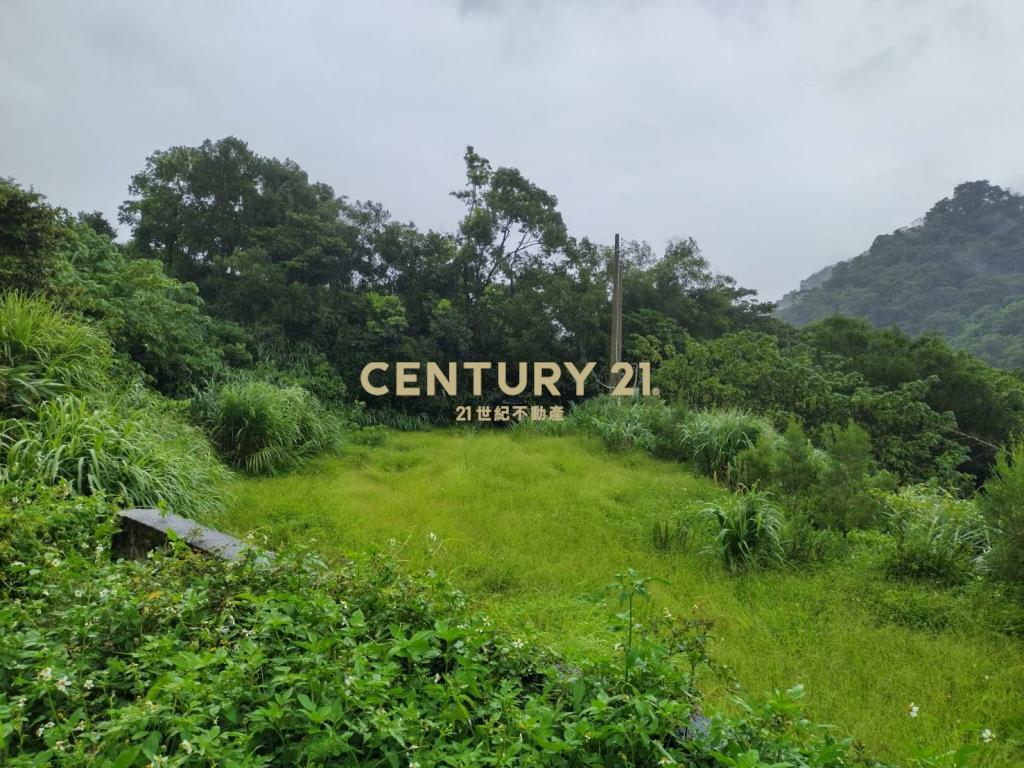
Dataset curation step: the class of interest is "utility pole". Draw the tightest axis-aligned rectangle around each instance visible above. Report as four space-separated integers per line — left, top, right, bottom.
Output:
609 233 623 388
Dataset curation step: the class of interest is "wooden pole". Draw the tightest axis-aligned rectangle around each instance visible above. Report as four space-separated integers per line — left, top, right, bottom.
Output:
610 233 622 387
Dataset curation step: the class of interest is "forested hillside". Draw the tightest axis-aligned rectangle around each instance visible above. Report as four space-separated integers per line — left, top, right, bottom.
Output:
778 181 1024 368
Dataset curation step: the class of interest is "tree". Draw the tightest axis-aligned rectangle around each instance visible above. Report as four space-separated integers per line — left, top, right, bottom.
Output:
0 180 64 293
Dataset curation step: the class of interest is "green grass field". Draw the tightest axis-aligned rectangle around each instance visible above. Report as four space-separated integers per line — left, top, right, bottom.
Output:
219 430 1024 765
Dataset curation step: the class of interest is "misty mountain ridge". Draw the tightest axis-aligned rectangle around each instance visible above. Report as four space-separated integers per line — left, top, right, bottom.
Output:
778 180 1024 368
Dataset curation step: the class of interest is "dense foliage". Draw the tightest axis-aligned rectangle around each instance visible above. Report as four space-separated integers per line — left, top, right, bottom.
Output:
0 295 227 518
191 379 341 475
779 181 1024 369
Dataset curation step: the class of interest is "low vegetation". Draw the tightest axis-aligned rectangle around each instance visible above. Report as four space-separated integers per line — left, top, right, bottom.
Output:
190 379 341 475
3 482 876 767
221 431 1024 766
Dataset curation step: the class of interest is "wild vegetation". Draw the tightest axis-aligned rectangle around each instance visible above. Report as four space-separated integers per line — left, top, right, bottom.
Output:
2 138 1024 765
220 431 1022 766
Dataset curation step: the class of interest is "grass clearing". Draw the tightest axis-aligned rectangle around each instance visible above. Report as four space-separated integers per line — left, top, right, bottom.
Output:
221 430 1024 765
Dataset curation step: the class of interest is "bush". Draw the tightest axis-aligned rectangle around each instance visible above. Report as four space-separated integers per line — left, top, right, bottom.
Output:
676 410 773 480
779 510 848 567
191 379 340 475
570 396 664 452
733 420 827 494
702 489 785 570
0 483 863 767
0 293 111 413
0 393 229 519
881 486 990 585
978 443 1024 587
807 421 893 531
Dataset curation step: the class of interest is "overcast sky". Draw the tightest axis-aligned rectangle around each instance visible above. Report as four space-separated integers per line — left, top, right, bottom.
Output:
3 1 1023 299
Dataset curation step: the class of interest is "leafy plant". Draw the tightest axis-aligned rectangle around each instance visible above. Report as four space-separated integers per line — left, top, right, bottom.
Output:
808 421 893 531
702 489 786 570
733 420 827 494
191 379 339 475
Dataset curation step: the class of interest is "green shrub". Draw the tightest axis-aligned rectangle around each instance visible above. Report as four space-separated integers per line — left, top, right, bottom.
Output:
702 489 786 570
881 486 990 585
191 379 339 475
676 410 773 480
0 293 111 413
0 393 228 519
570 396 664 452
978 443 1024 587
0 180 63 293
779 510 848 567
807 421 893 531
733 420 827 494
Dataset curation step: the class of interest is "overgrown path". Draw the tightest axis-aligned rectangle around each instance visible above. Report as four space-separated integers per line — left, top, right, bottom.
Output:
223 431 1024 765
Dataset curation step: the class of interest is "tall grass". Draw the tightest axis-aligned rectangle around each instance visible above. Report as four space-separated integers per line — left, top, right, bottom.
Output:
882 485 990 585
675 410 773 480
191 379 340 475
0 294 231 517
0 292 111 412
0 394 228 518
701 489 785 570
570 396 672 452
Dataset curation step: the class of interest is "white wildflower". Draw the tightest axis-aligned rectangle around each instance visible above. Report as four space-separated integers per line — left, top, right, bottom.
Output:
909 702 919 718
38 667 53 681
181 739 194 754
981 728 995 743
35 721 54 737
56 675 71 693
84 679 95 690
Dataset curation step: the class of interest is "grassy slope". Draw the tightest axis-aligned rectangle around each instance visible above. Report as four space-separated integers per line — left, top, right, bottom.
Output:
219 431 1024 765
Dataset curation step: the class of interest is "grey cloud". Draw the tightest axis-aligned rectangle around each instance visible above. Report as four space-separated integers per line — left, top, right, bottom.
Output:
1 0 1022 300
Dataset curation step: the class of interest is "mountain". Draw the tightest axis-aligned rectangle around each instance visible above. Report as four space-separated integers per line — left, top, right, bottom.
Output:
778 180 1024 368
